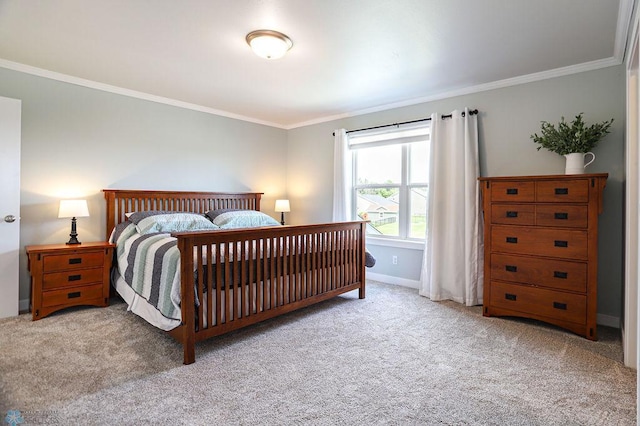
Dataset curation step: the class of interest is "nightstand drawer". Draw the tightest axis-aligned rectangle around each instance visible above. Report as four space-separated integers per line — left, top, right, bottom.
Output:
490 281 586 325
490 253 587 292
41 283 104 308
43 267 104 290
536 205 588 228
43 251 104 272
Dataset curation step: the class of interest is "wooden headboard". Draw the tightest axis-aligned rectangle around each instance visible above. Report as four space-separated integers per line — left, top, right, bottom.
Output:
103 189 263 239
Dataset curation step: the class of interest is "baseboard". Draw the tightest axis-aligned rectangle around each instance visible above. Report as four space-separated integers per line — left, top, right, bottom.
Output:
597 313 620 328
366 272 420 289
19 298 29 314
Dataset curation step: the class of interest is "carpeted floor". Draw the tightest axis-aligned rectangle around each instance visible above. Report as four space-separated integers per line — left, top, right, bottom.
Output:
0 281 636 425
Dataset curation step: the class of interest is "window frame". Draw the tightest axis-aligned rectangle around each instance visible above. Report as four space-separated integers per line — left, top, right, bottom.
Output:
350 123 429 242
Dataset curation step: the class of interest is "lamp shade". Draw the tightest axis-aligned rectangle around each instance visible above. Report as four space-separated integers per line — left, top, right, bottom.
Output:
274 199 290 213
246 30 293 59
58 199 89 218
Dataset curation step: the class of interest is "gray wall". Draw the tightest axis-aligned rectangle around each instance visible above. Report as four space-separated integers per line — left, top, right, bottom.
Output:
0 67 288 303
287 65 625 321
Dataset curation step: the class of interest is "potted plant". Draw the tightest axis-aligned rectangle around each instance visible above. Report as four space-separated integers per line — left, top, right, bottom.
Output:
530 113 613 174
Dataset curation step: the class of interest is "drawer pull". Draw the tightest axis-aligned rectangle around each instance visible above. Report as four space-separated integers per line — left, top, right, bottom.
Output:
67 291 81 299
553 302 567 310
554 188 569 195
506 211 518 218
554 240 568 248
506 188 518 195
69 258 82 265
554 212 568 220
506 237 518 244
505 293 517 301
505 265 517 272
553 271 568 279
68 274 81 282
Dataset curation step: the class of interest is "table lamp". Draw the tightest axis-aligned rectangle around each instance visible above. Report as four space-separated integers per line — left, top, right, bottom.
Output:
58 199 89 244
274 199 290 225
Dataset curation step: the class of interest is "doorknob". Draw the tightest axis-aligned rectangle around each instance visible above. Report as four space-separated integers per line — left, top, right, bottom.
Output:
4 215 16 223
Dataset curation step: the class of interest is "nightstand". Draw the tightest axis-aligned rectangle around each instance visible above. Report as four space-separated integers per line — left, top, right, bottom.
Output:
26 242 115 320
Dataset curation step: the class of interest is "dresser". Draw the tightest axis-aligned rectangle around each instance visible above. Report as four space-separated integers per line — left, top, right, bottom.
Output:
479 173 607 339
26 242 115 320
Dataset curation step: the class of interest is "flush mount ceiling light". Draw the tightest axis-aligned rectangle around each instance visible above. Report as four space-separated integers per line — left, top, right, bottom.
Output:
246 29 293 60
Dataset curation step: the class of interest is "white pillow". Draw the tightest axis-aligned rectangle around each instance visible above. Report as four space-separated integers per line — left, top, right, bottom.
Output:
130 212 220 234
212 210 280 229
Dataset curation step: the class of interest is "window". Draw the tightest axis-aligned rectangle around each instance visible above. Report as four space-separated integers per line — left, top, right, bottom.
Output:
350 123 429 240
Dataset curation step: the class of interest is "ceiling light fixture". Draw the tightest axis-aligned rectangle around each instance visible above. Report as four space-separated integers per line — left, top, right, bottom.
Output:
246 29 293 60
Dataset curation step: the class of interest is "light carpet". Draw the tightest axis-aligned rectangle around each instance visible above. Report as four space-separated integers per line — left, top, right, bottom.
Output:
0 281 636 425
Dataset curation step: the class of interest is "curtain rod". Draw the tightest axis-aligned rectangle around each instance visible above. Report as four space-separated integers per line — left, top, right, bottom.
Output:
333 109 478 136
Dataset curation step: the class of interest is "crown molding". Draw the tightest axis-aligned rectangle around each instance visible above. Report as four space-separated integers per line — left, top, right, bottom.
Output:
286 57 622 129
617 0 637 62
0 53 624 132
0 58 287 129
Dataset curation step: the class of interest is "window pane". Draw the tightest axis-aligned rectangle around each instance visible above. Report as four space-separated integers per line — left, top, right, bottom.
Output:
409 142 429 184
356 188 399 237
409 187 428 239
356 145 401 184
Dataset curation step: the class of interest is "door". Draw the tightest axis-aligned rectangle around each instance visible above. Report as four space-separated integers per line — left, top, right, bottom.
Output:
0 96 21 318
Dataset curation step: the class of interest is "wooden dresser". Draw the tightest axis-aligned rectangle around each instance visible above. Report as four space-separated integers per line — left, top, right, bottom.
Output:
479 173 607 339
26 242 115 320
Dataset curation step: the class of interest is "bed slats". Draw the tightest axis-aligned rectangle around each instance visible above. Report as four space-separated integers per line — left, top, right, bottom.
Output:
174 222 366 350
103 189 263 238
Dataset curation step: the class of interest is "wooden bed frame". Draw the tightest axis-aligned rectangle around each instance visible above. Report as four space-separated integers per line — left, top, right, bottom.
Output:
103 189 367 364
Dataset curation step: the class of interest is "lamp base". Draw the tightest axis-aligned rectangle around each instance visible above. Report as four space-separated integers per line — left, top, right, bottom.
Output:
66 217 81 245
280 212 285 226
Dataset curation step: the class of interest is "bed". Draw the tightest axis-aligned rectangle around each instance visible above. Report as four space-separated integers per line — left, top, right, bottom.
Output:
104 189 367 364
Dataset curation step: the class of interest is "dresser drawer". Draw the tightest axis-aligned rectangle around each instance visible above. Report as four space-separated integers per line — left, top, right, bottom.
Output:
42 267 104 290
491 254 587 292
490 281 587 325
536 179 589 203
43 251 104 272
491 204 535 225
535 205 588 228
491 225 588 260
491 181 535 202
41 283 104 308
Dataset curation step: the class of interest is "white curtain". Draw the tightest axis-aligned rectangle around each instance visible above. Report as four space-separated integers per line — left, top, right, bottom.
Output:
332 129 352 221
419 108 483 306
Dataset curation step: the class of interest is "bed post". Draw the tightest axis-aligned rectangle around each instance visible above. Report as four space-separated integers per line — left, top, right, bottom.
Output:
104 190 116 240
177 235 196 365
359 221 366 299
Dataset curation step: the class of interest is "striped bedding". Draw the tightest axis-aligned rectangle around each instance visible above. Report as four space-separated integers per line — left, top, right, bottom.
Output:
112 222 183 320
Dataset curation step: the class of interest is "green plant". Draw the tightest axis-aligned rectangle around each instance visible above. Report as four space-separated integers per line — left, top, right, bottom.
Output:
530 113 613 155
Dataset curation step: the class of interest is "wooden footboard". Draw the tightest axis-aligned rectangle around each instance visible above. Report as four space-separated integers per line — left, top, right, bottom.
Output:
171 221 367 364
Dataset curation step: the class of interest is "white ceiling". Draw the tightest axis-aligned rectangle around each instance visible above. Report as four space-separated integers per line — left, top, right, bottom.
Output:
0 0 633 129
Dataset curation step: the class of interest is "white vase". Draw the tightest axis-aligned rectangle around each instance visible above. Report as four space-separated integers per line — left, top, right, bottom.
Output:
564 152 595 174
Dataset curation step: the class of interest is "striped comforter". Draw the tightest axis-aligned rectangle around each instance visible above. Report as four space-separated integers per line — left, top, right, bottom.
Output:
112 223 182 320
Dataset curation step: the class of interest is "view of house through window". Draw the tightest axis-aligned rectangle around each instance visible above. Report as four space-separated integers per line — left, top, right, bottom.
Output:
351 124 429 240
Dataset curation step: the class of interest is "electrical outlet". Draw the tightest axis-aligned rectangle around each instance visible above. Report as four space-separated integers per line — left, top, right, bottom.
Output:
392 255 398 265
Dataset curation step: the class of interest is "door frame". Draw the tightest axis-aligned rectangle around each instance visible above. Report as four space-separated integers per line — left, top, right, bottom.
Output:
0 96 21 318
